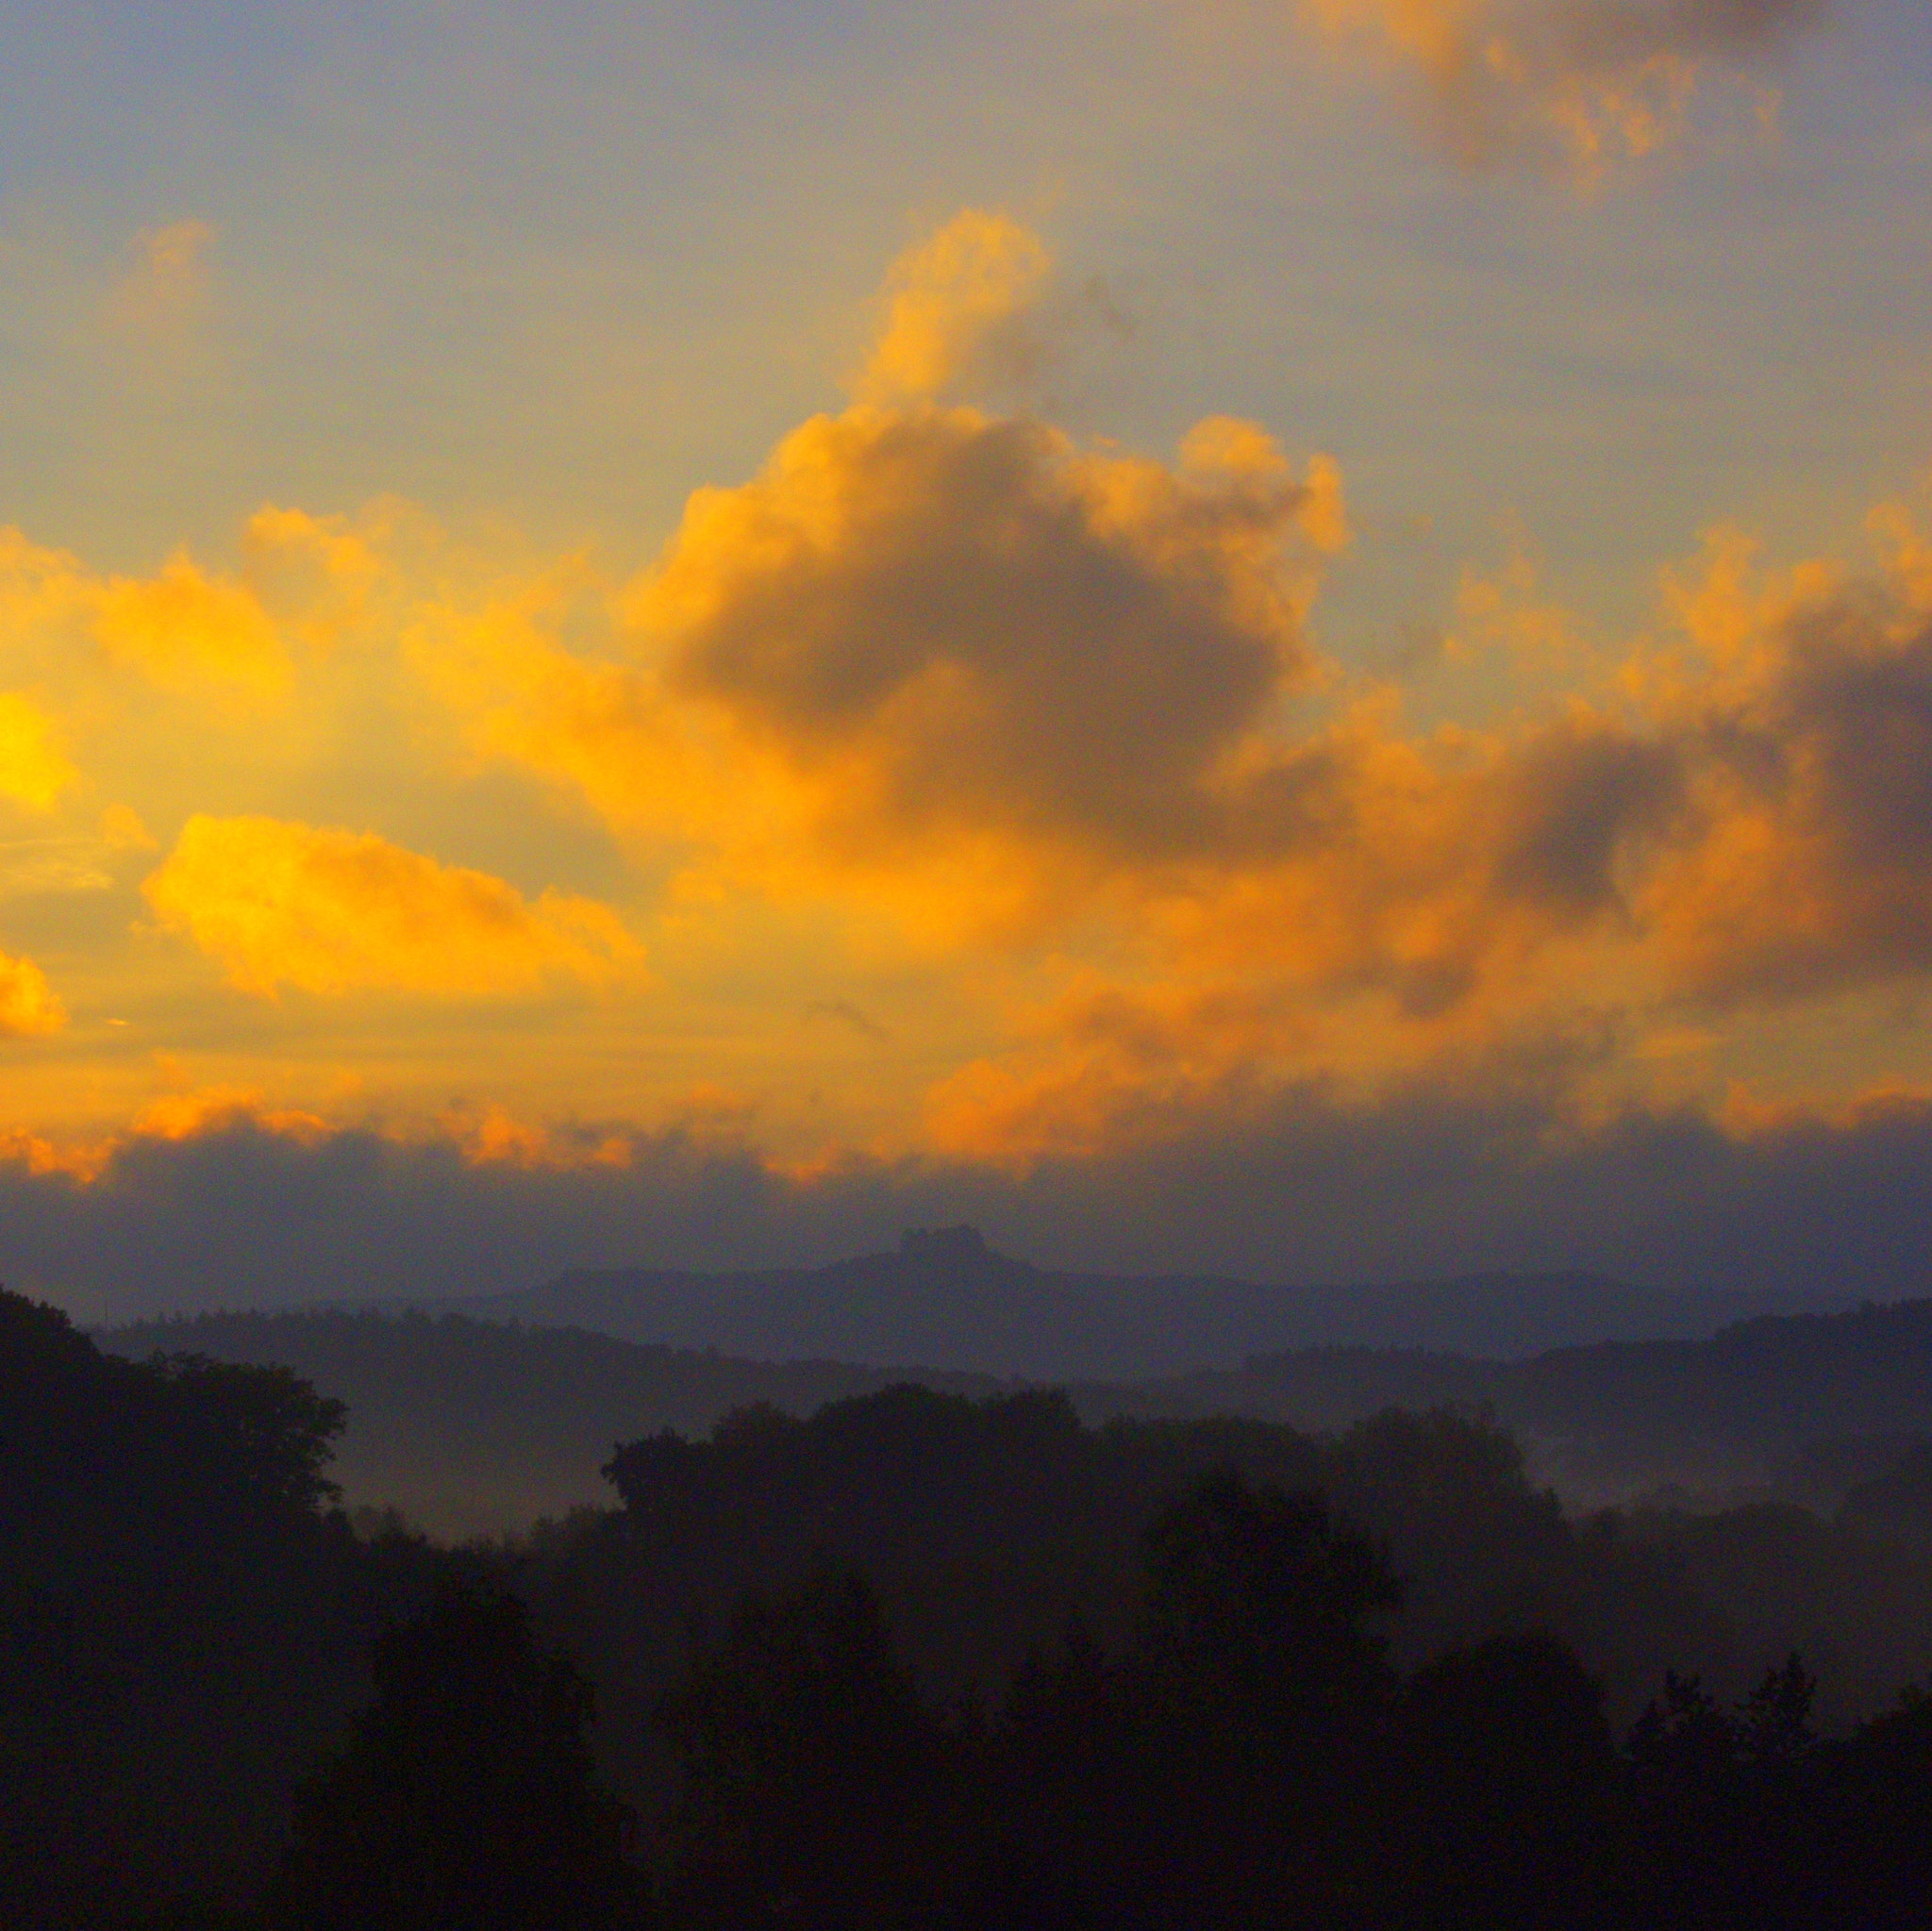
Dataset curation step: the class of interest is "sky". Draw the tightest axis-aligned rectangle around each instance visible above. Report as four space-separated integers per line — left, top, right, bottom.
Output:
3 0 1932 1318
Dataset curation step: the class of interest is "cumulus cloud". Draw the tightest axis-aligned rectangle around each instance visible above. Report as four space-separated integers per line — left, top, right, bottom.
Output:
913 514 1932 1168
0 213 1919 1263
1296 0 1826 167
427 216 1350 941
142 815 645 999
856 210 1056 404
95 549 290 698
1636 534 1932 1002
408 215 1932 1162
641 408 1344 857
0 524 294 707
239 501 403 656
0 695 78 811
0 950 64 1037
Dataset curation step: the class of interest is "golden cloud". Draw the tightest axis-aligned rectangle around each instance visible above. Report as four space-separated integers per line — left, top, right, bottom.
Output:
95 550 290 699
0 527 93 643
641 405 1344 855
6 210 1902 1190
1635 530 1932 1003
856 210 1056 404
911 502 1932 1170
1297 0 1824 168
0 694 79 811
414 216 1932 1128
132 1086 332 1145
0 950 65 1038
0 524 296 721
427 409 1348 946
421 220 1350 951
239 501 407 656
142 814 645 999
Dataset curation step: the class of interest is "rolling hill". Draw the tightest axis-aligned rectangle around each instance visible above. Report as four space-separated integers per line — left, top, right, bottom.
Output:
440 1224 1789 1378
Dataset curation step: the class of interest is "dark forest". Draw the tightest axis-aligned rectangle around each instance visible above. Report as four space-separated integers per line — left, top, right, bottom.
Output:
10 1287 1932 1929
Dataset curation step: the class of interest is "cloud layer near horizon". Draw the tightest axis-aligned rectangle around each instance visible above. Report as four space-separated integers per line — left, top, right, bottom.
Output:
11 1057 1932 1324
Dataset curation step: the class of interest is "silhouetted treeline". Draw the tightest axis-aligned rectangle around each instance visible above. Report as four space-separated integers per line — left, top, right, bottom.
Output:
627 1485 1932 1929
98 1308 1009 1537
245 1489 1932 1928
102 1295 1932 1542
15 1287 1932 1928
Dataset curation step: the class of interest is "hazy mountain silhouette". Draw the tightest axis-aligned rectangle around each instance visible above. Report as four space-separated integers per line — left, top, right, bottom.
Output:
99 1285 1932 1537
438 1225 1787 1379
1102 1298 1932 1505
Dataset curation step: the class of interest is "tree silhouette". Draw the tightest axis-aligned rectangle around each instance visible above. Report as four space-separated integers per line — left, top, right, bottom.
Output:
270 1578 639 1931
991 1469 1405 1930
1397 1633 1615 1928
656 1569 948 1930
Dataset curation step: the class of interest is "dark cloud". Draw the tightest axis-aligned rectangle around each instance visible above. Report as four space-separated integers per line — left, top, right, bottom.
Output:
1489 724 1686 915
643 406 1337 864
1644 596 1932 1003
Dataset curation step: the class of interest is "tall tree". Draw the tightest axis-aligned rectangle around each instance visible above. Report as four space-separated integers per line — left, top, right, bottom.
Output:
657 1569 950 1931
271 1578 639 1931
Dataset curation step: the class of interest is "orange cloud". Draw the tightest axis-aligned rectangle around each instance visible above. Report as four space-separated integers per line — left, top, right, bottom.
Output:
426 407 1348 950
0 527 94 643
1296 0 1823 169
857 210 1056 404
438 1102 639 1171
911 499 1932 1170
133 1086 331 1144
639 404 1342 858
245 218 1932 1185
142 815 645 999
1635 533 1932 1003
0 694 78 811
418 216 1932 1070
422 225 1346 950
239 501 407 656
0 524 296 716
0 950 65 1037
95 550 289 699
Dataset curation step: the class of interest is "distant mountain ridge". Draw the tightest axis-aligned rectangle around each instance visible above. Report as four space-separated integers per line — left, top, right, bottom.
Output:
97 1289 1932 1538
440 1224 1790 1379
1100 1297 1932 1502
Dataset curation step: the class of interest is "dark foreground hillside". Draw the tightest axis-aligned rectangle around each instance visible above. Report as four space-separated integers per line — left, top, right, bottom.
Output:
0 1292 441 1928
22 1287 1932 1927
